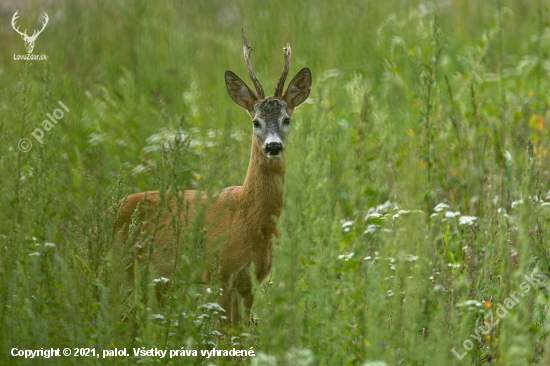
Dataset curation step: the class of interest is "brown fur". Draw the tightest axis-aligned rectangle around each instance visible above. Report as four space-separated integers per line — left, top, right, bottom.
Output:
111 134 286 326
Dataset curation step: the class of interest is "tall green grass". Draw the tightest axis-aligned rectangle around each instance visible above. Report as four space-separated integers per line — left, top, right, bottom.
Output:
1 0 550 364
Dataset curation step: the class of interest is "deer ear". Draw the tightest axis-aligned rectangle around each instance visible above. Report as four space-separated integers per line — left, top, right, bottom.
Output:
225 71 258 112
283 68 312 109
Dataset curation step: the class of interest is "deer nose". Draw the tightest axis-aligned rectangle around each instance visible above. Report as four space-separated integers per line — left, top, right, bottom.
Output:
265 142 283 155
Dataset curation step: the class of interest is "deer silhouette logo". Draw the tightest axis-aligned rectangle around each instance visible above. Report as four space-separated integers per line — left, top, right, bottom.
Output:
11 11 49 54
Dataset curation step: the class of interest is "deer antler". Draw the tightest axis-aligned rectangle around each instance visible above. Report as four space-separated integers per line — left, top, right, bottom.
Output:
274 43 291 98
242 29 265 99
29 13 48 40
11 11 28 38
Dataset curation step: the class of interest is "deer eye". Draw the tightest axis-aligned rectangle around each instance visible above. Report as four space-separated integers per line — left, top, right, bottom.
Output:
283 118 290 125
253 120 260 128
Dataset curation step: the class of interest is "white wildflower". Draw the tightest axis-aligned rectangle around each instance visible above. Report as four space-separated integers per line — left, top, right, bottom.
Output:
200 303 226 312
365 212 383 221
511 199 523 208
404 254 419 262
457 300 482 308
376 200 398 212
252 352 278 366
362 361 388 366
445 211 461 218
459 216 477 226
365 201 400 221
364 224 380 234
152 277 169 284
434 203 450 212
341 221 354 233
395 209 423 216
284 348 315 366
337 253 355 261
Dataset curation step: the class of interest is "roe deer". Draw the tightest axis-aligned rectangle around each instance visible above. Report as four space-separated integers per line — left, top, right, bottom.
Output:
111 29 311 326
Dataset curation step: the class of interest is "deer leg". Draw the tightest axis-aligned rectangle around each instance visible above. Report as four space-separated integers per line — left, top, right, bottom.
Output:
243 292 255 326
217 275 236 328
234 269 256 326
231 290 239 326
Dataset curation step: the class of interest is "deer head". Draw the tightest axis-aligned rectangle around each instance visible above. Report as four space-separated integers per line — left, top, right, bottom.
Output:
11 11 49 54
225 30 312 160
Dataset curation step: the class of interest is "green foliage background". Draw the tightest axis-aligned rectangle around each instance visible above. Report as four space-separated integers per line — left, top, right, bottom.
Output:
1 0 550 364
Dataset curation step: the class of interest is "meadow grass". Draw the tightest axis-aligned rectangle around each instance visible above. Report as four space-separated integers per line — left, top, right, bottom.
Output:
1 0 550 364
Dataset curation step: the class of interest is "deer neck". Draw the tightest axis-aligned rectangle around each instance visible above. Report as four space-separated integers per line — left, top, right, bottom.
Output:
238 136 285 222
